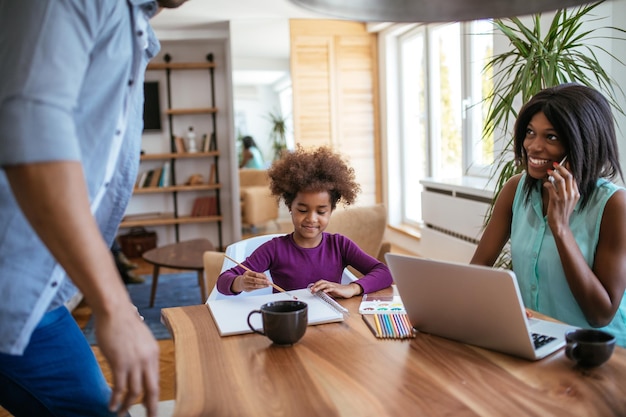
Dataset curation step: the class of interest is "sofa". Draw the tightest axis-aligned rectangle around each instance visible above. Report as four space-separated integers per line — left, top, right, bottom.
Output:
239 169 279 230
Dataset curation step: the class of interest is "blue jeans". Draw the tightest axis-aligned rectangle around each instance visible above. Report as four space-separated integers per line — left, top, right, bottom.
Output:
0 306 122 417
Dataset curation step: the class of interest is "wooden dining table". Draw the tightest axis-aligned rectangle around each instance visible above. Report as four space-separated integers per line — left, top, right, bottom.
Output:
161 288 626 417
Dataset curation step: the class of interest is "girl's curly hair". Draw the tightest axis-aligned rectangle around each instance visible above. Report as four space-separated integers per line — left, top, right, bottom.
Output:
268 145 360 210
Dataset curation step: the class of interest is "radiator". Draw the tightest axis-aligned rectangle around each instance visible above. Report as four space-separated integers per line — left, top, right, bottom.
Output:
418 178 493 263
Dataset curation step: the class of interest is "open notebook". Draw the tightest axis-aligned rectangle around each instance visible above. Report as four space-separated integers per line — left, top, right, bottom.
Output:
206 288 345 336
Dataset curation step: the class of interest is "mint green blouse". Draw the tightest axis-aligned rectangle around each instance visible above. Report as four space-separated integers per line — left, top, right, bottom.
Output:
243 146 266 169
511 173 626 347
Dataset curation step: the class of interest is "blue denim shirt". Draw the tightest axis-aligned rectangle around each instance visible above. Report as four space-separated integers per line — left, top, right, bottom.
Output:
0 0 160 354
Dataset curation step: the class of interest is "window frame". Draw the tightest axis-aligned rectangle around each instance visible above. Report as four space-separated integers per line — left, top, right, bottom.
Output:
380 21 494 228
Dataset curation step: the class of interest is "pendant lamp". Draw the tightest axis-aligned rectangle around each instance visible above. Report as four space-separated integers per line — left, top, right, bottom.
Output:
288 0 594 22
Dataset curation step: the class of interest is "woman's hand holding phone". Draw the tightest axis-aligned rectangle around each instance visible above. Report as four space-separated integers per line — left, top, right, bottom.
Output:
548 156 568 185
545 155 580 234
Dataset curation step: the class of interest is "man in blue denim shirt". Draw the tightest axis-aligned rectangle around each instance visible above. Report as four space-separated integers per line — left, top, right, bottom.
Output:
0 1 187 416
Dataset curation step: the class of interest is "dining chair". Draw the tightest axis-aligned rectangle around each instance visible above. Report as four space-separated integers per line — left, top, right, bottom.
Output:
202 250 226 302
206 233 284 301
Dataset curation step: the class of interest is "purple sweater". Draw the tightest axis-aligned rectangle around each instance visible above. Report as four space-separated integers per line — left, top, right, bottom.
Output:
217 233 393 295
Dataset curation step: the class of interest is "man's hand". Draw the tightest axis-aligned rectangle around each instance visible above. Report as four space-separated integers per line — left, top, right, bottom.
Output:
95 303 160 417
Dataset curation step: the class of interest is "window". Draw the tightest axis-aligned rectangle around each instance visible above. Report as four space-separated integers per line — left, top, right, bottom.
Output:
381 20 493 227
399 29 427 225
464 20 495 173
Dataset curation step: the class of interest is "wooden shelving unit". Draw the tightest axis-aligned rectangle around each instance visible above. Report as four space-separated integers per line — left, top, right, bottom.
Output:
120 53 223 249
131 183 221 194
166 107 218 115
120 213 222 228
139 150 219 161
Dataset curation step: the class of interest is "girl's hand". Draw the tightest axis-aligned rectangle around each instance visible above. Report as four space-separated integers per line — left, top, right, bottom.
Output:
545 161 580 235
309 279 362 299
233 270 270 293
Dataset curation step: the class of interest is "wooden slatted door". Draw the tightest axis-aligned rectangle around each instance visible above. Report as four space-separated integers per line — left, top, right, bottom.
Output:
290 20 381 205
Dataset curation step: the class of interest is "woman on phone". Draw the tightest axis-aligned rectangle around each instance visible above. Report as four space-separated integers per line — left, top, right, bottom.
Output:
471 83 626 347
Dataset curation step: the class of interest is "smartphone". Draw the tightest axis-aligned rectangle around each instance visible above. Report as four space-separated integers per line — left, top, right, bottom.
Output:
548 156 568 184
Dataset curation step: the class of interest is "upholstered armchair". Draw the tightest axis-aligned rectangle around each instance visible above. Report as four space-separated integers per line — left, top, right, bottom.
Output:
239 169 279 230
325 203 391 265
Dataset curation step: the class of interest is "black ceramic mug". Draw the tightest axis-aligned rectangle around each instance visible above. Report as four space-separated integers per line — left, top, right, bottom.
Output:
247 300 308 345
565 329 616 368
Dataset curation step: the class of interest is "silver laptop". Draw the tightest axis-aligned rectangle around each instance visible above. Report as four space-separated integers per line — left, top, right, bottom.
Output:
385 253 579 360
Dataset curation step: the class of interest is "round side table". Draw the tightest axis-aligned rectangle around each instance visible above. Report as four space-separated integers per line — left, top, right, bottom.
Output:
142 238 215 307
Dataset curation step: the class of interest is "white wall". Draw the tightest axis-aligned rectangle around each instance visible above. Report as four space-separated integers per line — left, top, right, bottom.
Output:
230 18 292 166
233 83 284 165
609 0 626 181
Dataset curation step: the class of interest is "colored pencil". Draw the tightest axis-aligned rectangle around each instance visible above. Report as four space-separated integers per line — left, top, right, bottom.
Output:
398 314 410 338
395 314 405 338
390 314 401 338
400 314 415 338
364 313 415 339
373 314 383 338
393 315 403 338
382 314 394 339
390 314 400 338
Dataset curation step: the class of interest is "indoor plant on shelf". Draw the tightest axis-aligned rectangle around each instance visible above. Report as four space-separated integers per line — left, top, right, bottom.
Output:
482 1 625 267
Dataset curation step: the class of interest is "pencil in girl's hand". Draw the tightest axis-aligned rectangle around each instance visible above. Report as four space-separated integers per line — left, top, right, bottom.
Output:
223 254 298 300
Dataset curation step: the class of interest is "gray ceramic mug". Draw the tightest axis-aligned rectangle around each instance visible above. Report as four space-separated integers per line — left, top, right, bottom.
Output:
565 329 616 368
247 300 308 345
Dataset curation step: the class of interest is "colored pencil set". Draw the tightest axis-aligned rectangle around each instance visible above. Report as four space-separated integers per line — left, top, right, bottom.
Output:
362 313 416 339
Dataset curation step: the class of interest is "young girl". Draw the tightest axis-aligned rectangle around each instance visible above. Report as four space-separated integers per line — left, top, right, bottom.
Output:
217 145 392 298
471 84 626 346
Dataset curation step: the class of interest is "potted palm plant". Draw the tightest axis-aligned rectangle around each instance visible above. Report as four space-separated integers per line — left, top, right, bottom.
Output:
267 110 289 161
483 1 625 266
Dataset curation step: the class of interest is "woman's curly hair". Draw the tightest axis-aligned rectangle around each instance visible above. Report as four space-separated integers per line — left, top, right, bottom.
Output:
268 145 361 210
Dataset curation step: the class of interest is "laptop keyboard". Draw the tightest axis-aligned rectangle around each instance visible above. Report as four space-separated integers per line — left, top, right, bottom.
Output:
532 333 556 349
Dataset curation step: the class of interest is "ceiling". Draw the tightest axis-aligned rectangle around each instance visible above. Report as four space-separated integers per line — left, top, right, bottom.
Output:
151 0 329 85
151 0 325 31
151 0 327 58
